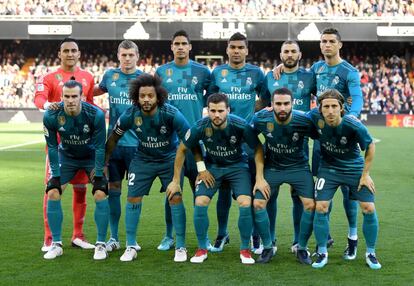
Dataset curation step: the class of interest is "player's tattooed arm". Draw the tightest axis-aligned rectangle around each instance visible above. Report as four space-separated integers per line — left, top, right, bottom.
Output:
359 142 376 194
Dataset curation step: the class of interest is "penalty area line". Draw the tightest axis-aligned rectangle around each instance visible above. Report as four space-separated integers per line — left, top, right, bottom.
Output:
0 140 44 151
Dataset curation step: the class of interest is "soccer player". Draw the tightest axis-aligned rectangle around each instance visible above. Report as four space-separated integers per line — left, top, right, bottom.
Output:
262 41 316 253
94 40 143 252
42 80 109 260
34 38 95 251
105 74 189 262
310 28 363 258
155 30 211 251
251 88 317 264
167 93 269 264
309 89 381 270
208 32 266 253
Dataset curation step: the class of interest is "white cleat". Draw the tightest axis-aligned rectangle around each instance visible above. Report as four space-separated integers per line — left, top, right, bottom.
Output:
94 243 108 260
174 247 188 262
43 243 63 260
120 247 138 262
72 238 95 249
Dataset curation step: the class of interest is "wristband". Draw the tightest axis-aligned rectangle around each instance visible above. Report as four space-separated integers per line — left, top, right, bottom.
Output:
196 161 206 172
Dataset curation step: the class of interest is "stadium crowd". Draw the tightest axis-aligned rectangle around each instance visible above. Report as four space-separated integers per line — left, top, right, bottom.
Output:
1 0 414 18
0 40 413 114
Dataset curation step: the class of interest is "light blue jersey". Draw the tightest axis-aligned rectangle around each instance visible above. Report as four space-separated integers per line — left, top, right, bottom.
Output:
311 60 362 116
156 60 211 125
43 102 106 177
262 68 315 112
209 64 265 122
99 68 142 147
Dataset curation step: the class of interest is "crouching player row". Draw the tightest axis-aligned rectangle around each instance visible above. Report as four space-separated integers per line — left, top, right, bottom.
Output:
251 88 381 269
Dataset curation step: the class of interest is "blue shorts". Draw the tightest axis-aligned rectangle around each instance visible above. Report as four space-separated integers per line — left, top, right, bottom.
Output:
195 164 252 199
314 168 375 203
108 145 136 183
255 167 314 200
127 157 183 198
59 153 94 185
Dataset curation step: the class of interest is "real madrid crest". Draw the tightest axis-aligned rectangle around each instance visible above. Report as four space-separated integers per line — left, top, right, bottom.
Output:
160 126 167 134
58 116 66 126
192 76 198 85
292 132 299 142
83 124 90 133
298 81 304 89
246 77 252 85
230 135 237 144
266 122 274 133
134 116 142 126
340 136 347 145
317 119 325 129
112 73 119 81
205 127 213 137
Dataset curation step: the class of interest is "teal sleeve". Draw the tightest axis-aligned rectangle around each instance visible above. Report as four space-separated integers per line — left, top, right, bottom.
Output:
355 122 373 151
99 70 109 93
347 71 363 117
183 125 201 149
173 110 191 141
43 113 60 177
203 69 212 107
93 110 106 177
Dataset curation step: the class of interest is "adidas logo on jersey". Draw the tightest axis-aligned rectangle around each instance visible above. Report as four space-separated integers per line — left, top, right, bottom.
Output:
273 82 279 87
221 78 227 83
166 78 173 83
111 82 117 87
58 127 66 132
266 133 273 138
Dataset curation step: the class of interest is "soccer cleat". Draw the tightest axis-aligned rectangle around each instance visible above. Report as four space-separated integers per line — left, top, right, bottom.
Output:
297 249 312 265
72 237 95 249
105 238 121 252
256 248 273 264
366 253 382 270
272 241 278 256
312 253 328 269
343 238 358 260
41 237 53 252
210 233 230 253
120 247 138 262
93 243 108 260
251 235 264 255
291 242 298 254
190 249 208 263
157 237 174 251
240 249 255 264
43 242 63 260
174 247 187 262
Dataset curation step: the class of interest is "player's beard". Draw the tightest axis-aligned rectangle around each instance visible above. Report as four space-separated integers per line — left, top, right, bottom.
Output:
282 58 299 69
141 102 157 113
212 117 226 128
274 109 292 122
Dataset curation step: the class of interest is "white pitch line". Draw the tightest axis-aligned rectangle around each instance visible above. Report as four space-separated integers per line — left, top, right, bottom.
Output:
0 140 43 151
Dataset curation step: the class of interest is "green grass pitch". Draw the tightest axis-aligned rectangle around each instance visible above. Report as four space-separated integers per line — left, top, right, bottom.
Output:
0 123 412 285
